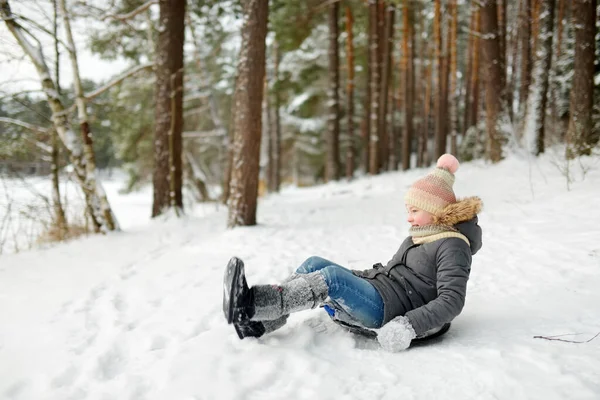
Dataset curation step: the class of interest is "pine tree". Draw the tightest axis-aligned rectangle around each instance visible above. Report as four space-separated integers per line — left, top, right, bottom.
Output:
566 0 598 157
152 0 186 217
227 0 268 227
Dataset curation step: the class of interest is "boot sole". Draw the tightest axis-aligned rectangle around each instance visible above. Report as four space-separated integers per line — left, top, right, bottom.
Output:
223 256 244 324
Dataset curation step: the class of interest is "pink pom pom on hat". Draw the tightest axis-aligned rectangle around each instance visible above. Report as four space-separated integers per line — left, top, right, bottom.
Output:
404 154 460 217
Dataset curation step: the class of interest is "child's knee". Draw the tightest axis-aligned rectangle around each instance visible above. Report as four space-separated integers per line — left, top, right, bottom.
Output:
296 256 328 274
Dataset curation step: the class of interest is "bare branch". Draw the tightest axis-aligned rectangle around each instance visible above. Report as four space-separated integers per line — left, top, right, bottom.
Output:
0 116 49 134
10 12 72 51
84 62 154 100
101 0 157 22
534 331 600 344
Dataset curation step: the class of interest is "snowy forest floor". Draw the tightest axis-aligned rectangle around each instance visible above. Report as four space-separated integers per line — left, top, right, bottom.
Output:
1 152 600 400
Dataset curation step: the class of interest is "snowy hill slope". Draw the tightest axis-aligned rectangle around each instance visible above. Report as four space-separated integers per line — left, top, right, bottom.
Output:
1 154 600 400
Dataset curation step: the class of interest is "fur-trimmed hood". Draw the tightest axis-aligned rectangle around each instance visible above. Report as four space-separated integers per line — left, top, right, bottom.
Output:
431 196 483 255
433 196 483 226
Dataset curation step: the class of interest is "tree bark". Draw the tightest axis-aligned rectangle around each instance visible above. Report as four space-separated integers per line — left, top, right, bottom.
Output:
378 4 394 171
152 0 185 217
345 6 356 180
362 2 372 174
272 41 282 191
401 0 414 170
227 0 268 227
523 0 555 155
566 0 597 157
448 0 459 156
518 0 532 123
369 0 381 174
464 5 481 135
480 0 509 162
433 0 446 158
52 0 67 238
326 1 341 182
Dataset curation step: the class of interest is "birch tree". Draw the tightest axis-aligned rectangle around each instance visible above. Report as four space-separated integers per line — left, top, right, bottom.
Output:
1 0 119 232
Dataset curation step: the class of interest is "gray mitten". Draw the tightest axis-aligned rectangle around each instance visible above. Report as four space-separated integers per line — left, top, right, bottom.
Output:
376 316 416 352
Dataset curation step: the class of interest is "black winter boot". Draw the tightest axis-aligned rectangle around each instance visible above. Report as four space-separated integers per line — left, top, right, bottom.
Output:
223 256 255 324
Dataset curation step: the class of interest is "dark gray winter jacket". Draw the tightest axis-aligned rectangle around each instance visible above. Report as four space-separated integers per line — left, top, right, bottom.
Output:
355 216 482 336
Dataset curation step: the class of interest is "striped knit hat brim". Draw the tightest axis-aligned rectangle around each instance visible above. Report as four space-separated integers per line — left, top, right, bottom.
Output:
404 167 457 217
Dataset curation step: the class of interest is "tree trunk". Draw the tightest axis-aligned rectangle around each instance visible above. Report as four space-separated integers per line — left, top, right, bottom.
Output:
464 5 481 135
51 129 67 237
272 41 282 191
433 0 446 158
422 60 433 167
264 76 274 192
523 0 555 155
566 0 597 158
369 0 381 174
152 0 185 217
498 0 507 84
378 4 394 171
1 0 119 233
227 0 268 227
345 6 356 180
326 1 341 182
362 3 372 174
416 4 429 168
401 0 414 170
480 0 509 162
448 0 459 156
52 0 67 238
518 0 532 124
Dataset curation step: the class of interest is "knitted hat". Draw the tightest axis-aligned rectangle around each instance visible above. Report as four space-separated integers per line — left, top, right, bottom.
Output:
404 154 460 218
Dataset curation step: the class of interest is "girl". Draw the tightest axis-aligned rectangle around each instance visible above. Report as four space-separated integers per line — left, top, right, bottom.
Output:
223 154 482 352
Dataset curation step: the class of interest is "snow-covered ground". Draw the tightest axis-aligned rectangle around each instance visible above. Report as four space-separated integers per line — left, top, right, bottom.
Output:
1 153 600 400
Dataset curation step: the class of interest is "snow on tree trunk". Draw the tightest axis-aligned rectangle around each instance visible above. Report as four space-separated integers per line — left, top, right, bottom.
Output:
272 41 282 192
566 0 597 158
227 0 268 227
523 0 555 155
152 0 185 217
326 1 341 182
480 0 510 162
1 0 119 233
517 0 532 131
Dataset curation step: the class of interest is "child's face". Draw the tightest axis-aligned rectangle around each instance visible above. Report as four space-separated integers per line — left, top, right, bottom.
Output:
406 205 434 227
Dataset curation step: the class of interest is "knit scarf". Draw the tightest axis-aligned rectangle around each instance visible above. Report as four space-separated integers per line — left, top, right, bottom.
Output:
409 224 470 246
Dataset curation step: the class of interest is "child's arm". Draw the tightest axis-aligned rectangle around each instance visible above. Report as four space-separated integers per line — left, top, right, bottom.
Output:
377 238 471 352
404 238 472 335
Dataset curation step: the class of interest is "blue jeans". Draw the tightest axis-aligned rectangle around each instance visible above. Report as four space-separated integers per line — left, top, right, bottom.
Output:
296 256 384 329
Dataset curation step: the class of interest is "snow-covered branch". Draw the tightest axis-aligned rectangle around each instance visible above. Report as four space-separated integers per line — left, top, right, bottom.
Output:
101 0 157 22
0 117 49 134
183 129 227 139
